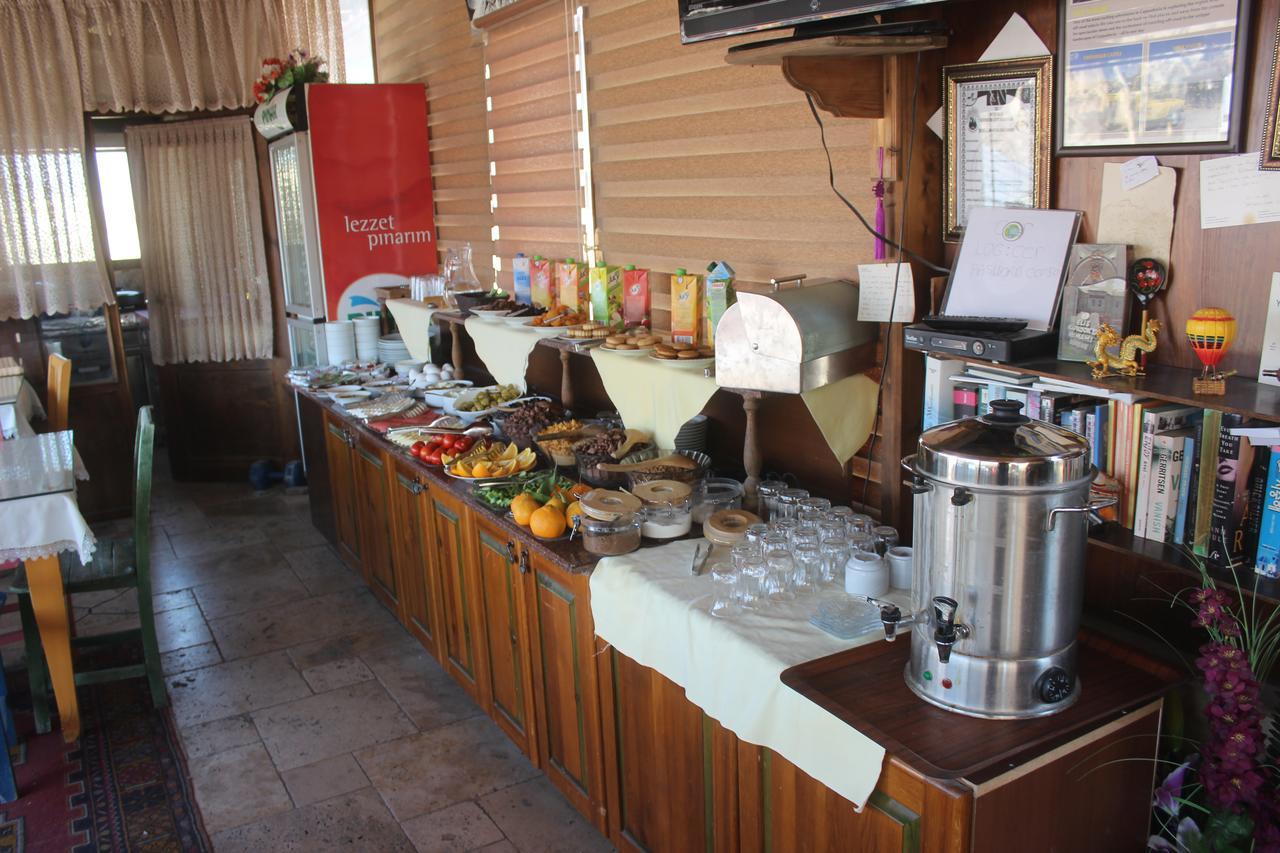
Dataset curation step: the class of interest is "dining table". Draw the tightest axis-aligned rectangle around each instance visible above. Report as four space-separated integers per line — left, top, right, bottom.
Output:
0 430 94 742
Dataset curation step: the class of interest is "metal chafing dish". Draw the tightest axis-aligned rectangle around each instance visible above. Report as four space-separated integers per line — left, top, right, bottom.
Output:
714 277 878 394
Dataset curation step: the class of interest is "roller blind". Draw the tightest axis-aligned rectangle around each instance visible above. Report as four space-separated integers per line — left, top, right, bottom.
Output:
582 0 879 289
485 0 586 290
371 0 494 268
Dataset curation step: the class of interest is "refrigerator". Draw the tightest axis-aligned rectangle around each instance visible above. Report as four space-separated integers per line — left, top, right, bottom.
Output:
255 83 439 368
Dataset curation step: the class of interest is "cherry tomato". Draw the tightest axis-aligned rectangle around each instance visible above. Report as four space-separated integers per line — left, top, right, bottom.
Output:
439 434 458 450
425 451 442 466
452 436 474 454
425 439 443 453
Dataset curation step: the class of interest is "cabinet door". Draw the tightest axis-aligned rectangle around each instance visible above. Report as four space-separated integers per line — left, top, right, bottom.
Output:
322 413 361 570
390 460 443 661
527 552 606 830
353 437 399 614
431 488 484 700
472 513 536 756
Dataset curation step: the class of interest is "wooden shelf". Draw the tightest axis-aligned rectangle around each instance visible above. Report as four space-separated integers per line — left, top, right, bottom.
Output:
724 33 948 66
1089 524 1280 605
927 351 1280 423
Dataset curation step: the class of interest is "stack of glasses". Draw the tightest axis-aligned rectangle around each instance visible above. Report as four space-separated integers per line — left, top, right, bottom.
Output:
706 493 899 625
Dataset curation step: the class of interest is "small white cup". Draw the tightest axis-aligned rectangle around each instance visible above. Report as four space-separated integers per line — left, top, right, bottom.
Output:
844 551 888 598
886 546 913 591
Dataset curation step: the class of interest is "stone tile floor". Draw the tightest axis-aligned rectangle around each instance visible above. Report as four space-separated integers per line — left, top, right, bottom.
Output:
24 463 615 852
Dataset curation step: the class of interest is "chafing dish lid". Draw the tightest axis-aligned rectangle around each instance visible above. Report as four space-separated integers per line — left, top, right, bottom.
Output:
914 400 1091 488
735 280 866 362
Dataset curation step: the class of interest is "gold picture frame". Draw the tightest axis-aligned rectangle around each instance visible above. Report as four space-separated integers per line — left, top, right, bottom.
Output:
1262 16 1280 170
943 56 1053 242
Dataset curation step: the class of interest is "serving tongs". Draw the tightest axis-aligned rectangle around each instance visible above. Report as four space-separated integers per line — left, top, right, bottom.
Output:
690 542 711 576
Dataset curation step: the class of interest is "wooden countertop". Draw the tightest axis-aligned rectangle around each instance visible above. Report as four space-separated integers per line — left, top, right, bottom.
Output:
780 630 1183 783
296 385 603 574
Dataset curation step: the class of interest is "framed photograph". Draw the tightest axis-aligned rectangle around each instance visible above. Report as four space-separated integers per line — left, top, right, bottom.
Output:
1262 15 1280 170
1056 0 1251 156
943 56 1052 242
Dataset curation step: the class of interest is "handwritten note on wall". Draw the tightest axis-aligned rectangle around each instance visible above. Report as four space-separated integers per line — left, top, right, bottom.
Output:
1201 154 1280 229
857 263 916 323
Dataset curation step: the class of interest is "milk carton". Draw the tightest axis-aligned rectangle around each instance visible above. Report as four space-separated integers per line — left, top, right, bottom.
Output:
670 267 702 345
623 265 650 329
703 260 736 345
530 256 554 309
589 263 623 329
512 253 532 305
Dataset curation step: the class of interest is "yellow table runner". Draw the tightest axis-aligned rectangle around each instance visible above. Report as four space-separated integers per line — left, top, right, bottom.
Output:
463 317 543 390
385 298 434 362
800 374 879 466
591 349 720 448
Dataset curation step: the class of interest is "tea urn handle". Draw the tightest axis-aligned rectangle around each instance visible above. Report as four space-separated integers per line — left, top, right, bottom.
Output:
1045 496 1118 531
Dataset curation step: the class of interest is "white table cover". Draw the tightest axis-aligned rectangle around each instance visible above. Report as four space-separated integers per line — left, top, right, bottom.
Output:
385 299 435 362
463 317 541 390
589 539 896 810
1 376 44 439
0 431 94 564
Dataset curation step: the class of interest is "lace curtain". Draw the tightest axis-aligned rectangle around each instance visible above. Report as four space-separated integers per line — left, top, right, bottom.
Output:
126 118 273 364
70 0 346 114
0 0 114 321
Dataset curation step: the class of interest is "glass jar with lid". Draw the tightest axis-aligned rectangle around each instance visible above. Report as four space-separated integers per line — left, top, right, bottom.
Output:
579 489 644 556
632 480 693 540
692 477 744 524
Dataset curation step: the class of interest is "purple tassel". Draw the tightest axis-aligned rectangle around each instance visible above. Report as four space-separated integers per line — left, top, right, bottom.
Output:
873 147 886 260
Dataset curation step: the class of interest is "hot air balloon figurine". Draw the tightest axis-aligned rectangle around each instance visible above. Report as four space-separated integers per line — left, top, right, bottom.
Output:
1185 307 1238 395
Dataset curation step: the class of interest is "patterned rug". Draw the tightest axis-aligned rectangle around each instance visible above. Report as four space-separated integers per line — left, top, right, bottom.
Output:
0 591 210 852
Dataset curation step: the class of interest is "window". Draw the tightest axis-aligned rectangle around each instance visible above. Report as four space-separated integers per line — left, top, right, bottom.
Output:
93 148 141 262
340 0 376 83
0 150 97 266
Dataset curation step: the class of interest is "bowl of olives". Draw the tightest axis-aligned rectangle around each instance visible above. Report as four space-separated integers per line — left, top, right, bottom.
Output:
447 384 526 422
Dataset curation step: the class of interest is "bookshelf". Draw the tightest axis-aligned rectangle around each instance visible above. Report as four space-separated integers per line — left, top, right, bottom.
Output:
924 349 1280 606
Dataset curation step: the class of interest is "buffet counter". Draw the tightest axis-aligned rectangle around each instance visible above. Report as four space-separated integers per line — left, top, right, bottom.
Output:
296 384 1179 852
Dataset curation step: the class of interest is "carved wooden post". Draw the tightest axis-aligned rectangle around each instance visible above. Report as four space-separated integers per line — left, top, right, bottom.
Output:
741 392 762 511
559 349 575 414
450 319 464 380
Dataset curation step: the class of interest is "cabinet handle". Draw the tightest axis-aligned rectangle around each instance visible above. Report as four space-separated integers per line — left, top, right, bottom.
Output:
345 430 356 448
519 550 530 575
411 480 424 495
506 540 518 562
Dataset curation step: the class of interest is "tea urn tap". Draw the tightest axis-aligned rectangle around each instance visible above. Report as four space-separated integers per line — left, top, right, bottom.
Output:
930 596 969 664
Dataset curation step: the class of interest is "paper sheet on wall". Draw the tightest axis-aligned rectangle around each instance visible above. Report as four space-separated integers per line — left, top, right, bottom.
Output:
1096 162 1176 266
856 263 915 322
1259 273 1280 385
1200 154 1280 229
926 14 1051 139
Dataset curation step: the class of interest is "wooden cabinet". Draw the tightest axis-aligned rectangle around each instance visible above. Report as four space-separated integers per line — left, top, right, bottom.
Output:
525 550 607 829
322 411 361 570
471 512 538 756
352 435 399 614
431 486 486 701
388 459 445 662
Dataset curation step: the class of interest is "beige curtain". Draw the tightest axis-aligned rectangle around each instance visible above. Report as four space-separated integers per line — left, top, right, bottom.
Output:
70 0 345 114
126 117 272 364
0 0 114 321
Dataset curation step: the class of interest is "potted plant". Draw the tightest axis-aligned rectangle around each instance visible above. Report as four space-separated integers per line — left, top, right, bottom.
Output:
253 49 329 104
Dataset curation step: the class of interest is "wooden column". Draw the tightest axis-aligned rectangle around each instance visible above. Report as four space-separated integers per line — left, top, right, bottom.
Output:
450 320 465 380
559 350 575 414
740 392 763 511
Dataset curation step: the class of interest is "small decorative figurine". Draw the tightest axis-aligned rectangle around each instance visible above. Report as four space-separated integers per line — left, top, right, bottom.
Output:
1128 258 1168 371
1185 307 1237 395
1088 317 1162 378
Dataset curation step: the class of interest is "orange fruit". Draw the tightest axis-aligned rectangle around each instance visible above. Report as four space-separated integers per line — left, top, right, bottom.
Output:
564 500 583 528
511 494 541 526
530 505 567 539
545 496 566 514
471 461 493 478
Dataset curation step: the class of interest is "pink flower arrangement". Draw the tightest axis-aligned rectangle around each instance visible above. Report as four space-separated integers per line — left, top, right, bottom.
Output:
252 49 329 104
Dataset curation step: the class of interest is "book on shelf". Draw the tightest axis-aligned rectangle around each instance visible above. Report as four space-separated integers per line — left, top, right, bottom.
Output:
1148 429 1191 544
953 383 979 418
1255 448 1280 578
1173 432 1196 546
923 356 964 429
1207 413 1254 568
1192 409 1223 557
1242 447 1272 569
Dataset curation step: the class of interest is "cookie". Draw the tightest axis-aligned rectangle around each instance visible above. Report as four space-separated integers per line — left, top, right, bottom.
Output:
670 342 694 352
633 335 658 347
654 351 678 359
677 349 702 359
614 343 638 350
654 344 677 357
697 347 715 358
606 335 628 345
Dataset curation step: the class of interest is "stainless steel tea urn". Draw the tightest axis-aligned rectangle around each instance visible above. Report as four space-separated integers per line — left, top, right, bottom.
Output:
884 399 1114 719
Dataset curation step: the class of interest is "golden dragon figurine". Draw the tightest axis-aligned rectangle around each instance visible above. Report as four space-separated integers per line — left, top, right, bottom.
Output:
1087 317 1161 379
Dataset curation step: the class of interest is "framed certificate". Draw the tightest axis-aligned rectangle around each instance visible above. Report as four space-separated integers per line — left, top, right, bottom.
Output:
1263 15 1280 170
1056 0 1250 156
943 57 1052 242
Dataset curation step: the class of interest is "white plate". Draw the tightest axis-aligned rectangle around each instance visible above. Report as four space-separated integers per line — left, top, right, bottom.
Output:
332 390 374 405
597 345 654 357
471 309 512 322
649 354 715 370
325 385 365 396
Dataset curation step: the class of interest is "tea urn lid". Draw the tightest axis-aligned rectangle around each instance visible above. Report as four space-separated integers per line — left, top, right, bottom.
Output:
914 400 1092 488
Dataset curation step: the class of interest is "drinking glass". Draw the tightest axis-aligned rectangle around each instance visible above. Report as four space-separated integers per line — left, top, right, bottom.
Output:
765 553 796 601
828 506 855 527
793 542 822 591
818 517 847 542
798 497 831 515
791 527 820 551
756 480 787 522
744 523 770 556
709 561 740 618
768 518 798 541
775 488 809 520
850 532 877 556
731 543 758 604
796 507 826 527
848 513 874 536
820 535 853 584
738 554 768 608
873 525 899 557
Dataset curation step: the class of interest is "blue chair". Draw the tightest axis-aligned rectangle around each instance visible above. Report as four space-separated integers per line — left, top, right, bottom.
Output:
0 592 18 802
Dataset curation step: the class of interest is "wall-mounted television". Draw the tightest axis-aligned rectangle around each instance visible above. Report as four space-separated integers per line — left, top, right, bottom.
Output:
679 0 947 44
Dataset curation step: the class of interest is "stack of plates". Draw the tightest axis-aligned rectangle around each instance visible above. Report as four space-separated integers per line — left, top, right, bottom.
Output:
324 321 356 365
354 317 381 362
378 333 411 365
674 414 708 453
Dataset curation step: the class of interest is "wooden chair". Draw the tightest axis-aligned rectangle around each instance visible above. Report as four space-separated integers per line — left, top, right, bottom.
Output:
0 593 17 802
12 406 165 734
46 354 70 432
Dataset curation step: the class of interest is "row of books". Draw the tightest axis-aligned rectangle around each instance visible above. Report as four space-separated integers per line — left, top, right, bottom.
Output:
922 356 1279 578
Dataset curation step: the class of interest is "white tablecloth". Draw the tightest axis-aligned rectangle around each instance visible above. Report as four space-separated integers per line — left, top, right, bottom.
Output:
463 317 541 390
0 431 94 565
589 539 891 810
1 376 44 439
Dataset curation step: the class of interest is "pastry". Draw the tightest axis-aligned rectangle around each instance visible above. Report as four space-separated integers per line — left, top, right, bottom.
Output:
670 342 694 352
654 344 676 357
677 349 702 359
606 334 627 345
614 343 638 350
633 335 658 347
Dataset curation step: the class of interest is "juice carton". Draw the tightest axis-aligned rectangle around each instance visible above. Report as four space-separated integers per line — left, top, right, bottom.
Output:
589 263 623 329
670 267 702 345
703 260 736 345
556 258 588 313
530 256 554 309
623 265 650 328
512 253 532 305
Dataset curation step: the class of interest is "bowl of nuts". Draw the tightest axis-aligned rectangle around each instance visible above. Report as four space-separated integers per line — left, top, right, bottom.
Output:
622 449 710 488
572 429 655 487
535 419 607 467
